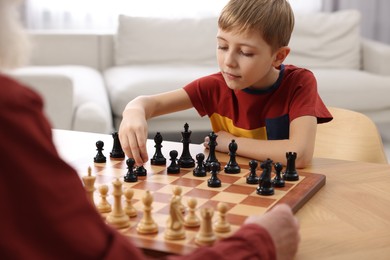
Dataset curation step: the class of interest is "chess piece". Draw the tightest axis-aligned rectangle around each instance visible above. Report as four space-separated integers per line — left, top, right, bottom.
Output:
124 158 137 182
134 165 147 176
284 152 299 181
273 162 285 187
124 188 137 218
224 139 241 174
195 208 217 246
208 162 221 188
246 160 259 184
193 153 207 177
137 190 158 234
257 159 274 196
110 131 125 159
167 150 180 174
205 132 220 171
164 195 186 240
97 184 112 213
106 178 130 229
172 186 185 214
82 166 96 205
151 132 166 165
213 202 231 233
184 197 200 227
178 123 195 168
94 140 106 163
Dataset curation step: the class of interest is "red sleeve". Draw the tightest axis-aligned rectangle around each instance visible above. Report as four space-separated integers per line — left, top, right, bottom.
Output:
0 75 147 260
167 224 276 260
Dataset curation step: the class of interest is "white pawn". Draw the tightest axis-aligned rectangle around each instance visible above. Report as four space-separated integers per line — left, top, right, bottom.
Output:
184 197 200 227
97 184 112 213
213 202 231 233
124 188 137 218
137 190 158 234
195 208 216 246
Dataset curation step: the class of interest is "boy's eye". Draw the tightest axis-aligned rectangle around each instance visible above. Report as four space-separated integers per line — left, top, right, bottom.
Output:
240 51 254 57
217 45 228 51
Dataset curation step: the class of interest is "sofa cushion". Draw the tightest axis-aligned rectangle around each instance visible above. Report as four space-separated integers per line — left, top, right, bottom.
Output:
115 15 218 65
285 10 361 70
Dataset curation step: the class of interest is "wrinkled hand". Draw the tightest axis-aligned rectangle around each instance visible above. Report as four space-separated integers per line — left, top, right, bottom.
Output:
118 109 149 166
203 131 235 153
245 204 300 260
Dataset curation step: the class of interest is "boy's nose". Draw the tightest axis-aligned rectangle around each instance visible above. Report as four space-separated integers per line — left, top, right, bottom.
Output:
224 53 237 68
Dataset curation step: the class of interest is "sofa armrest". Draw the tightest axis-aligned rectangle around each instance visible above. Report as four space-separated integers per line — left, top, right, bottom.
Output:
362 38 390 76
7 70 74 130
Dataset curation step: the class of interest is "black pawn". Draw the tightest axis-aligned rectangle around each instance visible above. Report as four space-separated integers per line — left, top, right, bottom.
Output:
224 139 241 174
272 162 285 187
283 152 299 181
178 123 195 168
124 158 137 182
167 150 180 174
208 162 221 188
246 160 259 184
257 159 274 196
94 140 106 163
193 153 207 177
205 132 220 171
110 131 125 159
135 165 147 176
151 132 166 165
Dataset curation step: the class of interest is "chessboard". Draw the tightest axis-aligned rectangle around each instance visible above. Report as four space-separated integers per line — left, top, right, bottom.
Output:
79 132 326 257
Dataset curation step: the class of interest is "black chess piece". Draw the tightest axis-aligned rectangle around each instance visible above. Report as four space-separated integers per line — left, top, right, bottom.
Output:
207 162 221 188
193 153 207 177
257 159 274 196
94 140 106 163
246 160 259 184
151 132 166 165
135 165 147 176
283 152 299 181
167 150 180 174
272 162 285 187
124 158 138 182
205 132 220 171
110 131 125 159
224 139 241 174
178 123 195 168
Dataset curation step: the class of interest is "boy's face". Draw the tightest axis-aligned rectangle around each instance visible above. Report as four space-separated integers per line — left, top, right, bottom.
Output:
216 28 281 90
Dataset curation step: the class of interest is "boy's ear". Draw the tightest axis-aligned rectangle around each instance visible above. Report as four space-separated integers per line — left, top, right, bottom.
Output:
272 46 290 67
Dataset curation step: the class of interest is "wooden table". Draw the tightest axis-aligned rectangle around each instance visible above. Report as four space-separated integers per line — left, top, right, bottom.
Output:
52 129 390 260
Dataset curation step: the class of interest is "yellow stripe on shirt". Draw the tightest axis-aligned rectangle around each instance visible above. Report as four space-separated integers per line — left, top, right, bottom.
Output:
209 113 268 140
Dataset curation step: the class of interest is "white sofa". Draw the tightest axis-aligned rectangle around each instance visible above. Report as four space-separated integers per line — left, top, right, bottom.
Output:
7 10 390 142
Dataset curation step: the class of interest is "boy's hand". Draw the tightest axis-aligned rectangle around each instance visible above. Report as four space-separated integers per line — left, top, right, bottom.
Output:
118 108 149 166
203 130 235 153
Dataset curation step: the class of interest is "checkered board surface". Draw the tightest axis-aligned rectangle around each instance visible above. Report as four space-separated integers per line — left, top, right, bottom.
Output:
87 157 325 256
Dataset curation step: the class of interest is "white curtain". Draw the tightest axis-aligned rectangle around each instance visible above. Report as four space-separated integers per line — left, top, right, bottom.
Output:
22 0 322 32
322 0 390 44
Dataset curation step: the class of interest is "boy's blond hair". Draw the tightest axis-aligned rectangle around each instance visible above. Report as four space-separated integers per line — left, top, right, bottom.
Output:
218 0 294 52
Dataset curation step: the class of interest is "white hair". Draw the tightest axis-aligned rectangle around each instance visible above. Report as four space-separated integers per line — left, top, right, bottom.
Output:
0 0 30 70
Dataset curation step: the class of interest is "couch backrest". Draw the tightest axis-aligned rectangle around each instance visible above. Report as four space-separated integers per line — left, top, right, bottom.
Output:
27 10 363 71
285 10 362 70
28 31 115 71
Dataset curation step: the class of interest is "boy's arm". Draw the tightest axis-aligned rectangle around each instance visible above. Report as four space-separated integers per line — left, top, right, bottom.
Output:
119 89 193 165
211 116 317 168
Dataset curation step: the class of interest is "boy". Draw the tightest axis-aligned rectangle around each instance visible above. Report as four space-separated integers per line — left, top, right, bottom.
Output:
119 0 332 168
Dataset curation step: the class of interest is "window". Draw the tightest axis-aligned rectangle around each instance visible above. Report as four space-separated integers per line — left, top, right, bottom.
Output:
23 0 322 31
